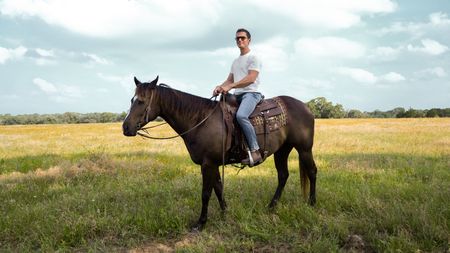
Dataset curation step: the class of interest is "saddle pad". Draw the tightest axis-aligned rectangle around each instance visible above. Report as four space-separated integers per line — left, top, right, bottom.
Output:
250 97 288 135
250 99 279 118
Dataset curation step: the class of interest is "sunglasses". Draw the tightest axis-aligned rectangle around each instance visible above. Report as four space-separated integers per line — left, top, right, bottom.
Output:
235 36 248 41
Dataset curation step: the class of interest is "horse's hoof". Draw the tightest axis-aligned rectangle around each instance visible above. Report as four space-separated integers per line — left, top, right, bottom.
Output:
268 200 278 210
190 222 204 233
220 201 227 212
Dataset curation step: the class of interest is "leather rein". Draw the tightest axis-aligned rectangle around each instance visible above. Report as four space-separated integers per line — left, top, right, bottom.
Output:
136 96 221 140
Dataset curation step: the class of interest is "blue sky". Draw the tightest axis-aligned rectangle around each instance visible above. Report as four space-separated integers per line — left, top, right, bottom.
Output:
0 0 449 114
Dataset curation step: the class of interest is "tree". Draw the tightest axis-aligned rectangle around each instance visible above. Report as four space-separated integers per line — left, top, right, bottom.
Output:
116 112 127 121
330 104 345 118
306 97 333 118
426 108 440 117
391 107 405 118
347 109 366 118
62 112 80 123
399 108 425 118
443 108 450 117
307 97 348 118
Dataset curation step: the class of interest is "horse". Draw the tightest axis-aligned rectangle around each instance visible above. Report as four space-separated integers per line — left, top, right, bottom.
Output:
122 76 318 231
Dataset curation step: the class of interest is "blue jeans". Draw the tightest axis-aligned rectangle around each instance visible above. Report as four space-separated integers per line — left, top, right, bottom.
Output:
236 92 263 151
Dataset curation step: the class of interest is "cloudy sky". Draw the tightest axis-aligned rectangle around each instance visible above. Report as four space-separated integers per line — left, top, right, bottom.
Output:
0 0 449 114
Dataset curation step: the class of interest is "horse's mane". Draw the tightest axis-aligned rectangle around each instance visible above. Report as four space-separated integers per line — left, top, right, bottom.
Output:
137 82 217 119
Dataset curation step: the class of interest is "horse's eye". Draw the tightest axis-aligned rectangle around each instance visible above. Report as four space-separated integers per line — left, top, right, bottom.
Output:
137 100 144 105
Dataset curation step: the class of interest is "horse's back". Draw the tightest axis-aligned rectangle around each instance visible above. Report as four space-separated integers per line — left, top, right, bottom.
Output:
277 96 315 150
278 95 314 122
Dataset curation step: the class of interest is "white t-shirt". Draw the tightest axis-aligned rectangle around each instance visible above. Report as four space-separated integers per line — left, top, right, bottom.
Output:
230 51 262 95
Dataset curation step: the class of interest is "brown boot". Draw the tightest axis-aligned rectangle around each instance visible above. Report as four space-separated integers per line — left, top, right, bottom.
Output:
242 150 263 167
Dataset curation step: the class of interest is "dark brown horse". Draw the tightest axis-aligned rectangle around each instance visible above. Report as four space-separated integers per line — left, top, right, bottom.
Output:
122 76 318 230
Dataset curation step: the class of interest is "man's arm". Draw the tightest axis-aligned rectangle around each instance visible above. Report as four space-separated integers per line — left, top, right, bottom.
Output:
220 70 259 93
213 73 234 96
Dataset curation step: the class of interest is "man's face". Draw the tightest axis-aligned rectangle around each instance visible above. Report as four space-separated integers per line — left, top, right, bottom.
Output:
235 31 250 49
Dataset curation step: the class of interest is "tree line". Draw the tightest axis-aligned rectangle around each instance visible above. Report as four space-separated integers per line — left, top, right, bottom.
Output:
1 97 449 125
306 97 450 118
0 112 128 125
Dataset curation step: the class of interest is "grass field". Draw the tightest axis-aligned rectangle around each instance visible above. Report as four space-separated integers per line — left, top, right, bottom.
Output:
0 118 449 252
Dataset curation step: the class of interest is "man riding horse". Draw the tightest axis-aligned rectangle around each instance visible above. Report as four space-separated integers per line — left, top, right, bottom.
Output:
123 28 317 230
213 28 263 167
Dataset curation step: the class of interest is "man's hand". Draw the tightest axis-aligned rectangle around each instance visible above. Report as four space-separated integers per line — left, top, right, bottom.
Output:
213 85 224 96
213 84 233 96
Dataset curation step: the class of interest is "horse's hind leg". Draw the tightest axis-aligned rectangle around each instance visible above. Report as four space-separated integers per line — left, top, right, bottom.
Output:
298 149 317 206
269 144 293 208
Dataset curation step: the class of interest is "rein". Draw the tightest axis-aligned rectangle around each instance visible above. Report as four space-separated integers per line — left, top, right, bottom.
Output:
136 96 220 140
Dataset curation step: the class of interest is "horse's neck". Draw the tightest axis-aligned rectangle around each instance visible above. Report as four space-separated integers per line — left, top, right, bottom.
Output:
158 87 216 134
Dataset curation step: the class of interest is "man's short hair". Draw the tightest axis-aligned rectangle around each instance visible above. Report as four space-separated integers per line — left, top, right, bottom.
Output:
236 28 251 39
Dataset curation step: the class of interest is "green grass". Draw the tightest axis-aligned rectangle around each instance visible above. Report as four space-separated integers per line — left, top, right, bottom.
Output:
0 119 449 252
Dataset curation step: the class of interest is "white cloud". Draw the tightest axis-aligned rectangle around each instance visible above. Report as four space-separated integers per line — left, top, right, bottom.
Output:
380 72 406 82
33 78 58 94
335 67 407 84
377 12 450 37
82 52 111 65
254 36 290 72
98 73 134 90
35 48 54 57
429 12 450 26
31 48 110 66
427 67 447 78
294 78 334 90
335 67 377 83
246 0 396 29
415 67 448 79
35 58 56 66
295 37 366 59
0 46 27 64
33 78 82 102
0 0 220 39
377 22 424 37
368 46 401 61
33 48 56 65
407 39 449 55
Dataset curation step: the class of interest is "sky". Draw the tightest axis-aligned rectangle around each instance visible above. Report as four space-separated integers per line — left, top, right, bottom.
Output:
0 0 449 115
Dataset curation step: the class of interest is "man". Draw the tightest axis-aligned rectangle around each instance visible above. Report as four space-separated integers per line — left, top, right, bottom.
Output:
213 28 263 167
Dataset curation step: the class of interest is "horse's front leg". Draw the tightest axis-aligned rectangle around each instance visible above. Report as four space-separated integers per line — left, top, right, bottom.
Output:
192 162 216 231
213 167 227 212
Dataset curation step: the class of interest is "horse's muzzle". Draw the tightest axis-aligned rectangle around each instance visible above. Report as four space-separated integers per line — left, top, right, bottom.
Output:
122 124 137 136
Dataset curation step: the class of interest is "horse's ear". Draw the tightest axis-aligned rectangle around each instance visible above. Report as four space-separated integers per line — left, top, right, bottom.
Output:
150 75 159 86
134 76 142 86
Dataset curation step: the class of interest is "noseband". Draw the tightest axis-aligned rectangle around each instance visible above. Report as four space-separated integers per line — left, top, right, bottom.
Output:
136 92 155 130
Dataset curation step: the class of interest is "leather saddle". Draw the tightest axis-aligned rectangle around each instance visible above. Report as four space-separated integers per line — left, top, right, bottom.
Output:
220 94 288 164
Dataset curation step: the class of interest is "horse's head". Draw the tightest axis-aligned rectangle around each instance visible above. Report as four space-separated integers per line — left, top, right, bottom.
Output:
122 76 160 136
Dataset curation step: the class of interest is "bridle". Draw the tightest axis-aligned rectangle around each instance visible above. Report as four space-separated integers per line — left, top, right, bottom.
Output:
136 95 221 140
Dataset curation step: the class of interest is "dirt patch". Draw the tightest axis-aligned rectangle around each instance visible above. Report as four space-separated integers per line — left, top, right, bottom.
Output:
127 232 200 253
341 234 366 253
127 243 173 253
0 166 66 182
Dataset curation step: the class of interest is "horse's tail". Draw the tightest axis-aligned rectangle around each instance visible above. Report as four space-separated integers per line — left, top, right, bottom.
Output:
299 157 309 200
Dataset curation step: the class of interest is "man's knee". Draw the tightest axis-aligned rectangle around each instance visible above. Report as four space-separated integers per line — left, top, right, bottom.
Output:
236 111 249 123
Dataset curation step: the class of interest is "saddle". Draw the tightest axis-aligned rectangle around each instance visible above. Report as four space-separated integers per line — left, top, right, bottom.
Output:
220 94 288 164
